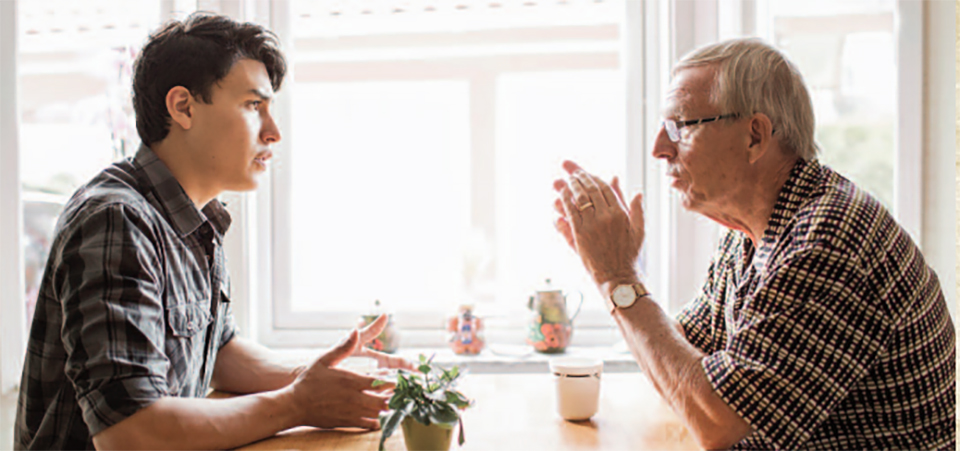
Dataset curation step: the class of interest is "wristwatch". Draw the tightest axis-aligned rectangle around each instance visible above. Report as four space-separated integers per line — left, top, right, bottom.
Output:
605 283 650 314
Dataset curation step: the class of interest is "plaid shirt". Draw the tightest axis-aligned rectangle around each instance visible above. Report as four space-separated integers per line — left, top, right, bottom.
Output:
677 158 955 450
15 145 237 450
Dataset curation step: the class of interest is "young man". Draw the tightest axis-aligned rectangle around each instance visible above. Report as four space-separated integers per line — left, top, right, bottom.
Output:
554 39 954 450
15 13 411 450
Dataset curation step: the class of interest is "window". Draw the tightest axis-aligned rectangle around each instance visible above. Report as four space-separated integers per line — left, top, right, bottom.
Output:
268 0 632 347
16 0 198 326
1 1 937 363
757 0 897 211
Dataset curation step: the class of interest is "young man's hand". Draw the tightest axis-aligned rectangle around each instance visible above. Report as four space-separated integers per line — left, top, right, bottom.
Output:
352 314 417 371
287 329 392 429
287 317 414 430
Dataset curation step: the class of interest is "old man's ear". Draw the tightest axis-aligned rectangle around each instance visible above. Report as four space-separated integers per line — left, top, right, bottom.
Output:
746 112 774 164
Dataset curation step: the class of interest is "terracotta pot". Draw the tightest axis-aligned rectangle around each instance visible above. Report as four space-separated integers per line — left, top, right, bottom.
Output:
401 416 455 451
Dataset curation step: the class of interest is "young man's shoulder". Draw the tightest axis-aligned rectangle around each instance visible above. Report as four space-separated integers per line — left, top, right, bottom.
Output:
56 158 162 236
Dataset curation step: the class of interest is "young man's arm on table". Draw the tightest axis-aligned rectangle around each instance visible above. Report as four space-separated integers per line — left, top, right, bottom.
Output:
93 329 392 451
209 314 413 395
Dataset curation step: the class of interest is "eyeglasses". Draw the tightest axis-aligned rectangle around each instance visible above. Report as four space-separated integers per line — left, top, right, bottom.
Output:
662 113 739 143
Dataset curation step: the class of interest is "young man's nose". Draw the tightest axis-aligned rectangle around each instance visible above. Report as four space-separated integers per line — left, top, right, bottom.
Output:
260 113 281 144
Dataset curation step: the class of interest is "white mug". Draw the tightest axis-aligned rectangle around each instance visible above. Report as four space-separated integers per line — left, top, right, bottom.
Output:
549 357 603 421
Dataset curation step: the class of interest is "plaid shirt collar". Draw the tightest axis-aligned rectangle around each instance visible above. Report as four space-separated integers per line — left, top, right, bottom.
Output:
133 144 231 237
754 158 822 270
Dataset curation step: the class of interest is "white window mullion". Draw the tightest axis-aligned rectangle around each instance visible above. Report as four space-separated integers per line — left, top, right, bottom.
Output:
656 0 723 313
1 0 26 395
255 0 294 345
893 0 922 244
212 0 272 341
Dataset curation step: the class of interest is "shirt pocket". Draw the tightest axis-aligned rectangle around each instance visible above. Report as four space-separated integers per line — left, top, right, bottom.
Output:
165 293 213 395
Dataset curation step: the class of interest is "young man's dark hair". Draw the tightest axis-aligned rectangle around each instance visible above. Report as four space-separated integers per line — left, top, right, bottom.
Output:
133 12 287 145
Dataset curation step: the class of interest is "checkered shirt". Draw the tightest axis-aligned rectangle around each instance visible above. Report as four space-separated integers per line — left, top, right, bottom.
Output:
677 158 955 450
15 145 238 450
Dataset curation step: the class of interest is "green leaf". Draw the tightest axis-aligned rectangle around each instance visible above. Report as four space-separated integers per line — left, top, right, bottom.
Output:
425 389 446 402
378 400 413 451
429 403 460 425
418 354 428 364
371 379 388 388
409 404 430 425
458 416 466 446
418 364 432 375
445 391 470 408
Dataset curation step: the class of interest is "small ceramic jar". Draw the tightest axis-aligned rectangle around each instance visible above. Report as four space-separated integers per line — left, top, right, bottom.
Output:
359 300 400 354
447 304 484 355
549 357 603 421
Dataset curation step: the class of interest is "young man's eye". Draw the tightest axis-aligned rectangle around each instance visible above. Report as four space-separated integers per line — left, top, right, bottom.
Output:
248 101 263 110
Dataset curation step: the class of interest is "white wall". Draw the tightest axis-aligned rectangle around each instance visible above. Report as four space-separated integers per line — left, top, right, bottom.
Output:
921 0 956 318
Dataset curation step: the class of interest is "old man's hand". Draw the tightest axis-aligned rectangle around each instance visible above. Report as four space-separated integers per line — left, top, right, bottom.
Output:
552 160 645 287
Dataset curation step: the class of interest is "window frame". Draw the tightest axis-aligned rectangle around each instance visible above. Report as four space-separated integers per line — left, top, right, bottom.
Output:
1 0 26 395
252 0 926 348
0 0 928 367
255 0 646 348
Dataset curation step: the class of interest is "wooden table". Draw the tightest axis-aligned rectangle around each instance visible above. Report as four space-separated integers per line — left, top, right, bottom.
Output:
232 373 699 450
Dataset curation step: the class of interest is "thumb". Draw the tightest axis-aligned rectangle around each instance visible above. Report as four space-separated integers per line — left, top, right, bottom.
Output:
318 329 360 368
611 176 627 210
629 192 645 238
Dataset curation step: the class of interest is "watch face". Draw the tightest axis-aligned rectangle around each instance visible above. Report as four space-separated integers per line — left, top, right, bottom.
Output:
612 285 635 307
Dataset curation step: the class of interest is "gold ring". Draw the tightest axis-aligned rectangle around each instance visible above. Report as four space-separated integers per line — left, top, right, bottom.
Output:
577 201 594 212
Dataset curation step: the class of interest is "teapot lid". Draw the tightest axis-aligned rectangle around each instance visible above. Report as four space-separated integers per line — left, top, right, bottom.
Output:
365 299 393 317
537 278 561 293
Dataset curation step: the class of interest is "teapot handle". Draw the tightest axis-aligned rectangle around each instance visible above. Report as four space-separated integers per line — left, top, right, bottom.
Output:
565 291 585 322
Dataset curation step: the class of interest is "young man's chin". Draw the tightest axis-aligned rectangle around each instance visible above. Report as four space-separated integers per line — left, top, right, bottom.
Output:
226 177 260 192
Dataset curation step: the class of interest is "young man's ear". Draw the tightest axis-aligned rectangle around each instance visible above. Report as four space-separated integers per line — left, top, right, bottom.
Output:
165 86 195 131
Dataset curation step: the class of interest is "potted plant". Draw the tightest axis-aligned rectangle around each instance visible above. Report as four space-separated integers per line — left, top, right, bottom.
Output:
375 355 473 451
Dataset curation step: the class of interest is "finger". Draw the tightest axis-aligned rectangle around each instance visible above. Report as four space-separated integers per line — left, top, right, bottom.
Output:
355 347 416 370
358 392 391 412
358 314 388 344
554 198 567 217
561 160 585 176
553 178 569 192
587 172 619 209
611 176 626 209
570 169 608 209
558 186 582 227
350 372 396 392
317 329 360 368
554 217 575 250
350 417 381 431
568 175 592 208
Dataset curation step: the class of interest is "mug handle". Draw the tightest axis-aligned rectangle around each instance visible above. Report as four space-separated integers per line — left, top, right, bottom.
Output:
565 291 584 322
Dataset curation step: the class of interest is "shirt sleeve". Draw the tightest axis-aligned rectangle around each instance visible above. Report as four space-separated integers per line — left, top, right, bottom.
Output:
218 302 238 350
216 252 237 351
54 203 171 438
701 244 892 450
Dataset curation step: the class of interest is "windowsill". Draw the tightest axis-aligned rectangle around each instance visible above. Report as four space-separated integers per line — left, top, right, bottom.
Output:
271 344 640 374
